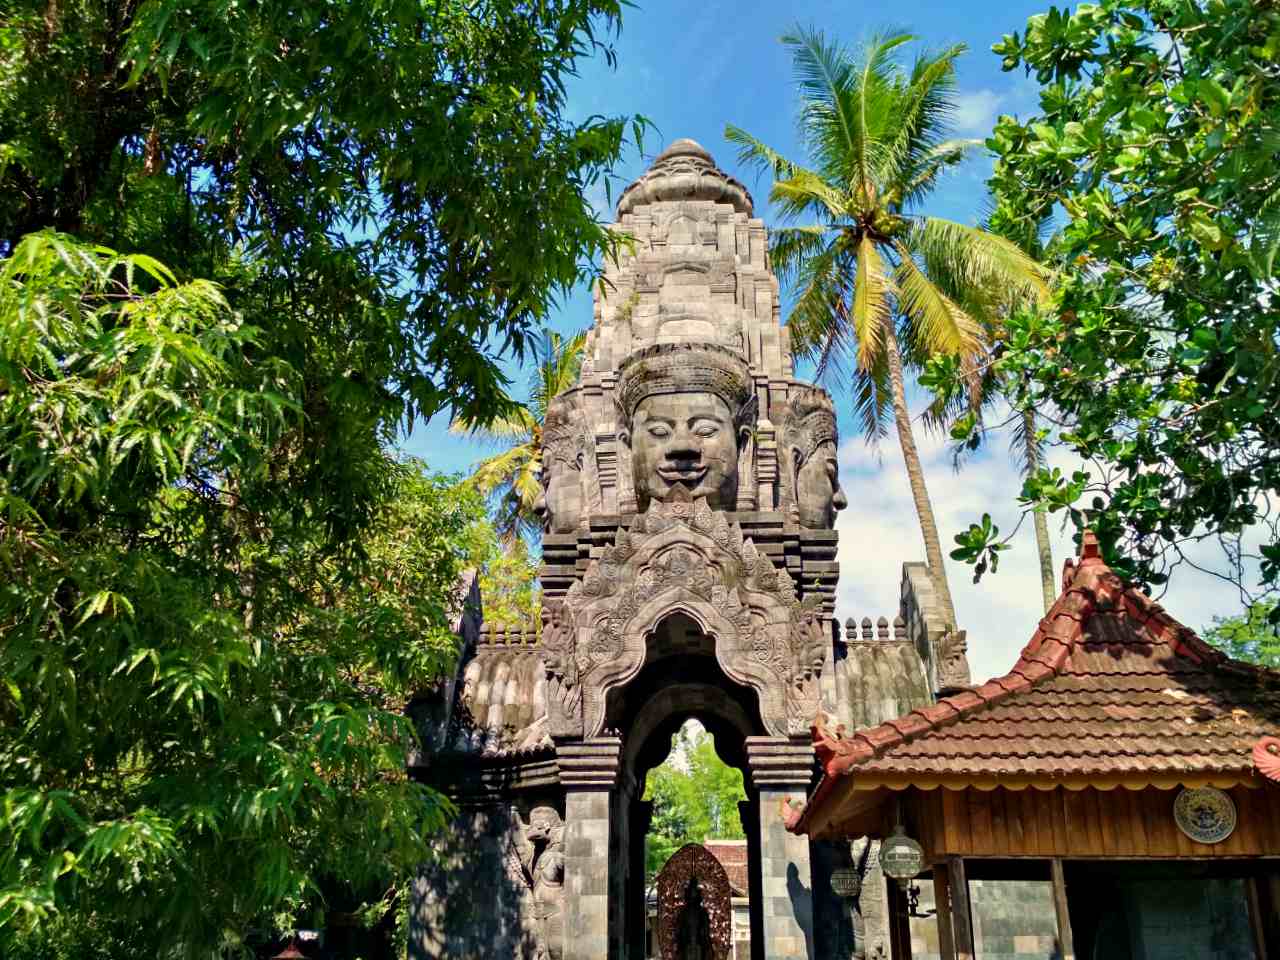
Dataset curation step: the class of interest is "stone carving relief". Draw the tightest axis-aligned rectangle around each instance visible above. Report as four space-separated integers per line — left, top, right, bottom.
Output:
615 343 757 513
783 386 847 530
536 392 587 535
538 491 831 738
506 805 565 960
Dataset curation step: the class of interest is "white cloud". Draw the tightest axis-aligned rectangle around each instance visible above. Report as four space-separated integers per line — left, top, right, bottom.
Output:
831 420 1252 685
952 88 1004 137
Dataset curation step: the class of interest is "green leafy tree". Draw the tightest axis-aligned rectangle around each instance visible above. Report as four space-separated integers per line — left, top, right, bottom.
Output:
476 533 543 629
642 723 746 883
963 0 1280 612
1 1 642 949
1202 602 1280 669
451 328 587 542
1 0 641 429
0 234 487 956
726 28 1047 627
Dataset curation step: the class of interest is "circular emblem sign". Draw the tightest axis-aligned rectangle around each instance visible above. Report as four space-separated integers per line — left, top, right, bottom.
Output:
830 867 862 898
1173 787 1237 844
878 828 925 882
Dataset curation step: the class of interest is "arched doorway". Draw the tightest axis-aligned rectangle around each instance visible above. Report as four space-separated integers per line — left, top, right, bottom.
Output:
602 612 767 960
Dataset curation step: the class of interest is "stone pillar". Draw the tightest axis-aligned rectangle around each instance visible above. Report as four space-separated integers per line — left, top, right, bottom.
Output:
746 737 816 960
557 738 622 960
739 798 763 960
630 799 654 958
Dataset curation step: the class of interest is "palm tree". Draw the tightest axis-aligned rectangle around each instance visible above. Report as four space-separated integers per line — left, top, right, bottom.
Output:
726 28 1047 627
925 206 1059 613
451 328 586 542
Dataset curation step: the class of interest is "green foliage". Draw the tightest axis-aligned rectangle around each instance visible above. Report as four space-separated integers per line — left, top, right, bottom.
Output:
1202 602 1280 668
726 27 1047 435
979 0 1280 611
1 0 643 429
0 234 489 956
949 514 1009 582
642 723 746 884
476 534 542 629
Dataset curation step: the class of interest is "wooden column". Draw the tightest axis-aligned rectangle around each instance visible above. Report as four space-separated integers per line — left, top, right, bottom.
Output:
1050 858 1076 960
885 879 913 960
932 863 957 960
946 857 975 960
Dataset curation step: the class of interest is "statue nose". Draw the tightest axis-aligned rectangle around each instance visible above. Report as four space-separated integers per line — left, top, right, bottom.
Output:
664 433 701 461
833 487 848 511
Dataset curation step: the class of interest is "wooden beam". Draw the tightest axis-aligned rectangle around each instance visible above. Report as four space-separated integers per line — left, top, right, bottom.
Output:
932 863 957 960
1050 858 1076 960
946 857 975 960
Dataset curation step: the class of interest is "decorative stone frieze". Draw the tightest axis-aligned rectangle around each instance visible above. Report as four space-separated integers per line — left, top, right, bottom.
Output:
540 491 832 738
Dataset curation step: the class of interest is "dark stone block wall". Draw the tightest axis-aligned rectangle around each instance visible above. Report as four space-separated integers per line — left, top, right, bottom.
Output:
410 806 538 960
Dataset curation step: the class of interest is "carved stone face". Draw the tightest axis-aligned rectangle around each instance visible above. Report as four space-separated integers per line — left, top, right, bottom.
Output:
535 450 583 534
793 440 847 529
626 392 745 510
527 805 561 844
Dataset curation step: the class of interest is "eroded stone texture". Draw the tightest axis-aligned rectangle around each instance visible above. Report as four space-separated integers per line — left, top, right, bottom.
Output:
411 139 955 960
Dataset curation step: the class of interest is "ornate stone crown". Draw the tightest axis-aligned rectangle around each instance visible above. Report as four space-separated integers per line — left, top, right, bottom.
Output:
784 385 838 461
614 342 755 425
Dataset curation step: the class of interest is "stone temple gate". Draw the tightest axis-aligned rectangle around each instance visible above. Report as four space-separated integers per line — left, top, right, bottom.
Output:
409 140 967 960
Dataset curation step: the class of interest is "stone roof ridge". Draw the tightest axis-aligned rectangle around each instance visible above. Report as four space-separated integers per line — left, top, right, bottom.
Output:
798 531 1280 811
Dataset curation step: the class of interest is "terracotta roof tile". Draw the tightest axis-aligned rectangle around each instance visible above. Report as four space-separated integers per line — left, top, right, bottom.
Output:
793 532 1280 834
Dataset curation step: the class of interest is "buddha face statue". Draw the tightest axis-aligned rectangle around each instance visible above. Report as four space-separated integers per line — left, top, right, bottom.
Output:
536 399 585 534
786 387 847 530
615 343 756 514
625 392 748 511
792 440 847 529
535 448 584 534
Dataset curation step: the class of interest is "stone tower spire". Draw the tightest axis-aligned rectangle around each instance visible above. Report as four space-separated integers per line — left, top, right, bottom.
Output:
539 138 846 537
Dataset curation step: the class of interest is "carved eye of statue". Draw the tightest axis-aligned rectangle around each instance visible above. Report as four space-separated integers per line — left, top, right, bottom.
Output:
691 419 720 439
647 422 672 439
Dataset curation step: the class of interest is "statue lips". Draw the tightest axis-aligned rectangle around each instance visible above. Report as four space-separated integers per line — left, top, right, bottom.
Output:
657 465 708 486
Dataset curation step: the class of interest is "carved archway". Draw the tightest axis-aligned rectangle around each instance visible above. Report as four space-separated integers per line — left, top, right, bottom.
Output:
540 495 829 740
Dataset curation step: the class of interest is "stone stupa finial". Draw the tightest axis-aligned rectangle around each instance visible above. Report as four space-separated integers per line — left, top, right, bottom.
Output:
615 138 753 217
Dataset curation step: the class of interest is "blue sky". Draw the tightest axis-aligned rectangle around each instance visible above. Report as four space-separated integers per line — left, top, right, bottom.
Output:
401 0 1250 681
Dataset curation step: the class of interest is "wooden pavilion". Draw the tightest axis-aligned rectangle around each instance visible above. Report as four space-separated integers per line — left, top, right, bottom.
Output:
787 533 1280 959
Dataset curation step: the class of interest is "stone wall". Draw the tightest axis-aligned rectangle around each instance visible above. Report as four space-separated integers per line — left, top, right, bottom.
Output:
411 806 540 960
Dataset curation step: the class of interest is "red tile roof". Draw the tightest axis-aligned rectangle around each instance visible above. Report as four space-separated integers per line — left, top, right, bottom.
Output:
789 533 1280 833
702 840 748 897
